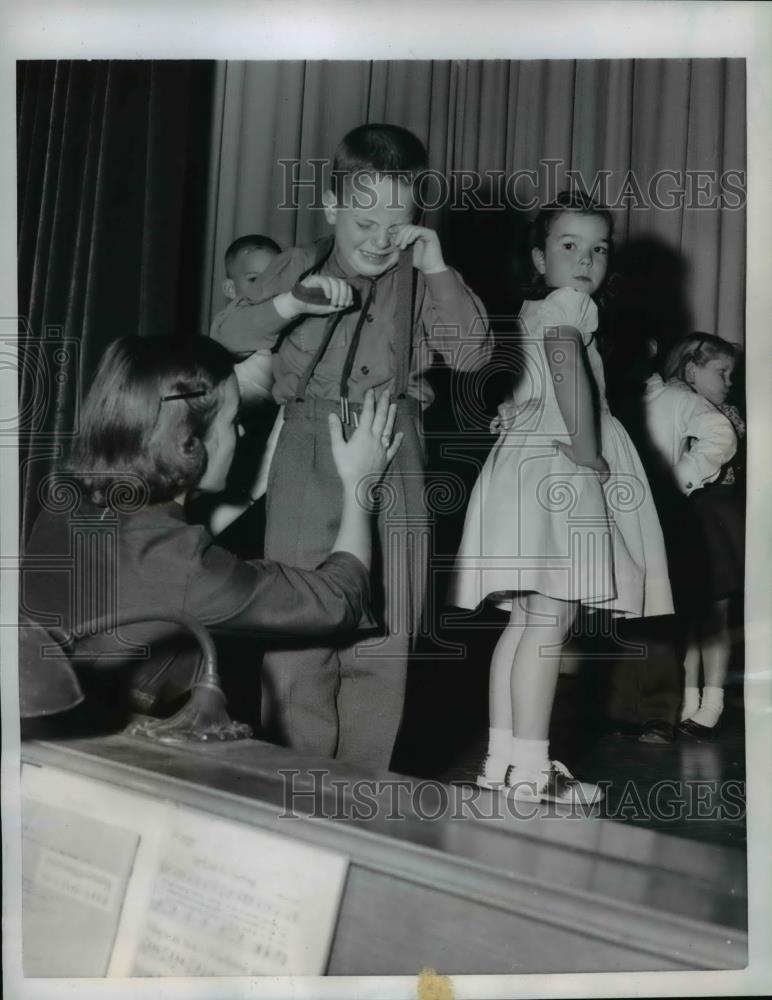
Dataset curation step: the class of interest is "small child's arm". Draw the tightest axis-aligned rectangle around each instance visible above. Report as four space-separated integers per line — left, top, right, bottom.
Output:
547 325 609 483
675 403 737 494
233 350 275 406
247 405 285 501
212 247 354 354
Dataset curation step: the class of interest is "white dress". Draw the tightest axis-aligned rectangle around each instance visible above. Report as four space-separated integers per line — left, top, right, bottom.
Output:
449 287 673 618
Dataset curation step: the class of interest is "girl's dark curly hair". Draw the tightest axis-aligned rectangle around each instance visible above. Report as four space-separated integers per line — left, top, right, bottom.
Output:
525 189 615 299
66 335 235 506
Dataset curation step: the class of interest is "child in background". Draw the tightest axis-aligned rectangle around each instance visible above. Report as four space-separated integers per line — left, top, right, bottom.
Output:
212 124 492 770
450 191 673 805
195 235 284 539
211 234 282 406
649 334 743 737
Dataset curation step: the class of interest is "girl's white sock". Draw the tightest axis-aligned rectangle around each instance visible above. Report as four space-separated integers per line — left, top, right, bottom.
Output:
689 686 724 728
509 737 550 776
481 726 512 781
681 686 701 721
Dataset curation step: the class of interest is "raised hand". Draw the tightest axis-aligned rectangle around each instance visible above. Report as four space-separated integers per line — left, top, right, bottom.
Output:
276 275 354 319
388 224 447 275
329 389 403 488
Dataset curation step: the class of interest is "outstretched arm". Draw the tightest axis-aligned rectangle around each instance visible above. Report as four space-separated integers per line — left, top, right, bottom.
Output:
327 389 403 569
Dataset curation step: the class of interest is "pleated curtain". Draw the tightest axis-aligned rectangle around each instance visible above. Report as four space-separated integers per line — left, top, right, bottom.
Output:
17 60 215 538
203 59 745 345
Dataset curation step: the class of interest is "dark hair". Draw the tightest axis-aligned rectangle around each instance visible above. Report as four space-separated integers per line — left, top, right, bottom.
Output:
224 234 282 277
330 123 428 200
67 336 236 506
664 332 740 383
526 190 614 297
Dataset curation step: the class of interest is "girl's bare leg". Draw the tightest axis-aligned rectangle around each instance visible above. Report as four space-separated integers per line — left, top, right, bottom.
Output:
488 595 529 731
681 634 702 721
689 598 730 727
510 593 578 740
481 596 528 783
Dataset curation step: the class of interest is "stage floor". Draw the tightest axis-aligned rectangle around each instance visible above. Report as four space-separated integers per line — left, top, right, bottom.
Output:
438 680 746 851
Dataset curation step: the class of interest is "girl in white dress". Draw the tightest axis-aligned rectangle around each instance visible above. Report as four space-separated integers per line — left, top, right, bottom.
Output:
449 192 673 805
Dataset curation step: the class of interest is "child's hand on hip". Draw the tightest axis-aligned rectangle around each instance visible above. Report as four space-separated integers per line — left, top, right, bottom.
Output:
552 440 610 484
275 275 354 319
329 389 404 490
390 225 447 275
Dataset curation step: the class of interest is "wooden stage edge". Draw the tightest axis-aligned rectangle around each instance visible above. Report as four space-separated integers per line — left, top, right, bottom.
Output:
21 734 748 976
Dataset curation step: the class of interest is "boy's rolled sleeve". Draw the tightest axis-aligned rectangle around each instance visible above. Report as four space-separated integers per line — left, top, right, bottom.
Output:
420 267 492 372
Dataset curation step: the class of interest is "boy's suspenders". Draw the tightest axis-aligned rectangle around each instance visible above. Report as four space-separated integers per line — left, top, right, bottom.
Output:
392 251 417 399
294 239 416 420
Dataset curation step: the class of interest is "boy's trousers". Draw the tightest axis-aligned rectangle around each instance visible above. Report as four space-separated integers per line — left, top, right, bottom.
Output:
260 396 427 770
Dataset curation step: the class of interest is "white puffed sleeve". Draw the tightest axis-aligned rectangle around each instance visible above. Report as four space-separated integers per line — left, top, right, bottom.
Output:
538 287 599 344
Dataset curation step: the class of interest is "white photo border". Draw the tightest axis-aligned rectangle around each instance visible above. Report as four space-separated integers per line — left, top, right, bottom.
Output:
2 2 770 998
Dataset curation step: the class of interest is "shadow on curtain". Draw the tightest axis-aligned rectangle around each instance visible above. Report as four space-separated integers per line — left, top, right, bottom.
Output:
204 59 746 345
17 60 215 538
200 58 746 777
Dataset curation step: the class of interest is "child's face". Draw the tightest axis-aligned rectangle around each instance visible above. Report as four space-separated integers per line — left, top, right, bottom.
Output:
197 375 243 493
224 248 278 300
324 175 414 278
532 211 610 295
687 355 734 406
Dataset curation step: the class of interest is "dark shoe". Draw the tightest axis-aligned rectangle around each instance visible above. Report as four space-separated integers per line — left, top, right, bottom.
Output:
677 718 718 741
604 719 640 740
638 720 675 745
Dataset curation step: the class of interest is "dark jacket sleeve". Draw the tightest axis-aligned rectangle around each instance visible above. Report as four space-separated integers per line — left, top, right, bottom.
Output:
184 542 377 636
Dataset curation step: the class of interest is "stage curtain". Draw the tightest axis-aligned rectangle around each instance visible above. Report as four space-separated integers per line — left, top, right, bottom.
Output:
202 59 746 345
17 60 215 538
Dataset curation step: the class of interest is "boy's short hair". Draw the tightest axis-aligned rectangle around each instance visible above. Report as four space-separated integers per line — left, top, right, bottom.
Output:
664 332 740 383
67 336 235 506
331 123 428 199
224 235 282 277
